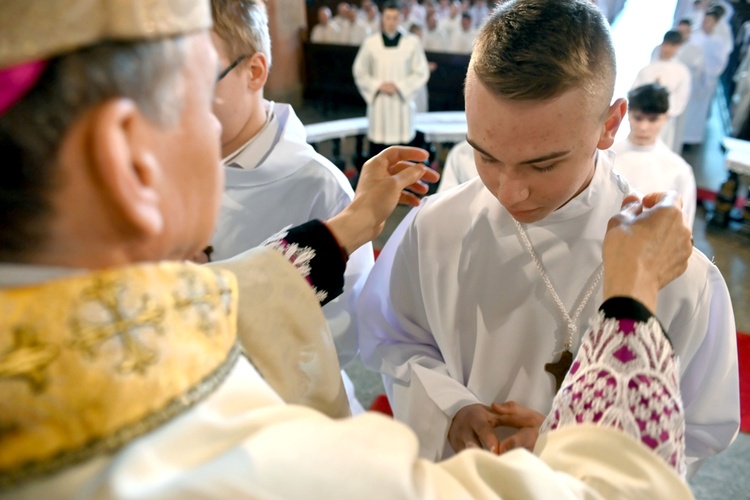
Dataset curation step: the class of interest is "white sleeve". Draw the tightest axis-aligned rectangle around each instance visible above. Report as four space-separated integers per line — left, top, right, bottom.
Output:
353 40 381 105
437 146 464 193
358 206 482 461
669 66 692 117
394 39 431 101
662 259 740 476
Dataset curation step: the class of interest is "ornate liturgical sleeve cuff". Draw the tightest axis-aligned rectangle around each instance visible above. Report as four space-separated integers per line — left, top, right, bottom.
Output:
263 220 346 307
599 297 671 346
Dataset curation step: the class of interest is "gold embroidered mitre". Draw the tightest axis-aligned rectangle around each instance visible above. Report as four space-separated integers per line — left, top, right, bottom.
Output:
0 0 211 67
0 262 238 490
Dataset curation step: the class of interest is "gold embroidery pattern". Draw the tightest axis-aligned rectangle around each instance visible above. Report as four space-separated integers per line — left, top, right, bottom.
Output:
68 278 166 375
173 271 233 335
0 327 60 393
0 343 241 491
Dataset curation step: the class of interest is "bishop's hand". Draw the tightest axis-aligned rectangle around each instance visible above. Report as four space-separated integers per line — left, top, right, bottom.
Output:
325 146 438 256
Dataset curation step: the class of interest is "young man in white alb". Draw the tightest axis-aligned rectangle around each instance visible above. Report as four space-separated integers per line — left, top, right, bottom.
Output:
359 0 738 478
612 84 697 227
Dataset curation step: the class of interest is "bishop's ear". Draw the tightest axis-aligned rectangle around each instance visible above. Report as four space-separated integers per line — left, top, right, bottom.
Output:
89 98 164 237
597 98 627 150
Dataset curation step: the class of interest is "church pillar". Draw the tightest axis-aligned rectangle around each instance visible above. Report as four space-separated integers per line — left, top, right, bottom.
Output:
265 0 306 106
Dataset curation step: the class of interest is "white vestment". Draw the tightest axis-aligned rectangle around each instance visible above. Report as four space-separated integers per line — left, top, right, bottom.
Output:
437 140 478 193
423 27 448 52
611 138 697 228
210 101 374 412
353 30 430 144
448 28 477 54
682 30 732 144
437 15 461 38
310 22 341 44
2 254 691 500
358 151 739 475
631 58 692 152
675 40 706 149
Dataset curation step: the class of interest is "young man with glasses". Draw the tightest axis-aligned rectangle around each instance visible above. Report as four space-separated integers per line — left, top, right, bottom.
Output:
208 0 375 415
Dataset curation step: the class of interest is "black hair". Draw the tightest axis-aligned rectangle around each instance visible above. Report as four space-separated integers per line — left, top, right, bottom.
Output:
627 83 670 115
663 29 683 45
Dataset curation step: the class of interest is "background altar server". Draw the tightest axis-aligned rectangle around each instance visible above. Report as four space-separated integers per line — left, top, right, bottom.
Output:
209 0 374 413
633 30 692 152
358 0 738 478
612 84 697 227
682 5 733 146
353 1 430 158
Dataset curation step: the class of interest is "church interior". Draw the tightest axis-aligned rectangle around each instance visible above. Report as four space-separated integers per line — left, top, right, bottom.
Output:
2 0 749 497
277 0 749 497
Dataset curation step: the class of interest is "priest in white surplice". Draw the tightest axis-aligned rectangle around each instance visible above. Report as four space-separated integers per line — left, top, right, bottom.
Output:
682 6 733 146
612 84 697 227
633 30 691 152
353 1 430 157
359 0 738 478
209 0 373 414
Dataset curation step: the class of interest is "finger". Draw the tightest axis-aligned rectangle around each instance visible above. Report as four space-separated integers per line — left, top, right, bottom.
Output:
405 180 430 195
497 434 520 454
489 402 539 428
375 146 430 168
399 191 423 206
474 424 501 454
392 164 432 193
620 193 642 209
642 190 683 211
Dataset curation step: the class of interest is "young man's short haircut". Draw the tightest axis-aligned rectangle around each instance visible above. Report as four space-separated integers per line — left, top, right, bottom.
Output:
470 0 615 113
663 29 683 45
211 0 272 66
627 83 670 115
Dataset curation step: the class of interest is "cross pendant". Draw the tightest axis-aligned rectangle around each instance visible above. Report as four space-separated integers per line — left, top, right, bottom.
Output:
544 349 573 393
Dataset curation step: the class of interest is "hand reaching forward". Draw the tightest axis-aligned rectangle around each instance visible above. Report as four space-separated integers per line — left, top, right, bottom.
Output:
325 146 439 256
603 191 693 312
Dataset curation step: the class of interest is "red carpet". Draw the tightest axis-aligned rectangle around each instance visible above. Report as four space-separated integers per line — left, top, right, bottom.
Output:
696 187 746 209
739 332 750 434
370 332 750 433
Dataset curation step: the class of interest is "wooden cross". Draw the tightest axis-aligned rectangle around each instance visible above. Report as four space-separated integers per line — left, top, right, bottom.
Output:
544 349 573 393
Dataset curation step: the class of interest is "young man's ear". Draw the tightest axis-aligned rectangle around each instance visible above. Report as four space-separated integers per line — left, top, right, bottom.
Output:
245 52 269 92
597 98 627 150
89 98 164 237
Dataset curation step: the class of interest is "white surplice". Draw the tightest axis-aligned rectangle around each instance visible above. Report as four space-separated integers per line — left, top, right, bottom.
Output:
611 138 697 228
353 30 430 145
436 140 478 193
632 58 692 152
423 27 448 52
358 151 738 474
2 255 691 500
210 101 374 412
447 28 477 54
682 29 732 145
310 22 341 44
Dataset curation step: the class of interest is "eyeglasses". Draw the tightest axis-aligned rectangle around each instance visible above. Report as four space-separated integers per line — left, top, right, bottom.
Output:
217 55 248 82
